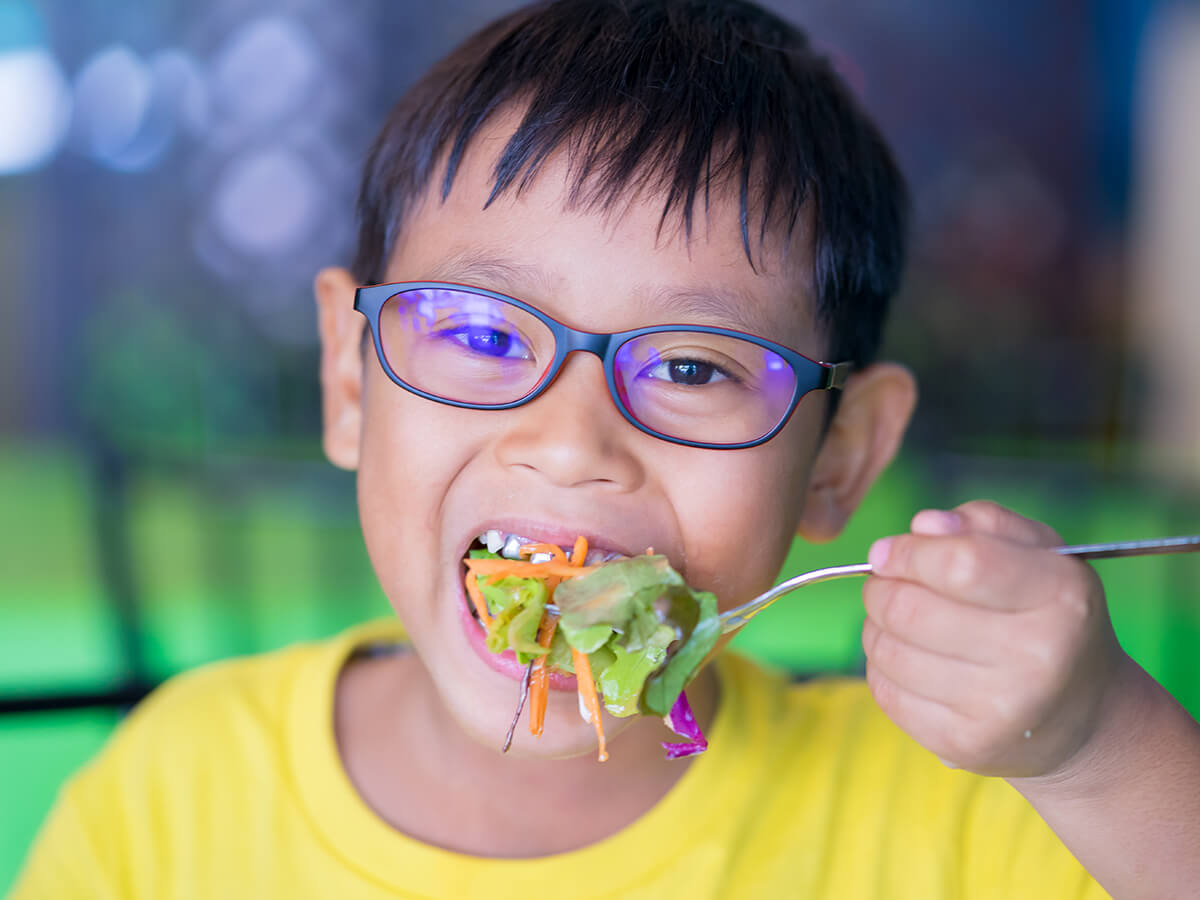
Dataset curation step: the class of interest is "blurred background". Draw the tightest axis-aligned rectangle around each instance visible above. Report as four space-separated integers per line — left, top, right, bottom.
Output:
2 0 1198 887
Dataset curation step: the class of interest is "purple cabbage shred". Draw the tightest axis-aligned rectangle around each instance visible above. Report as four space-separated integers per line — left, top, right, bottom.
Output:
661 690 708 759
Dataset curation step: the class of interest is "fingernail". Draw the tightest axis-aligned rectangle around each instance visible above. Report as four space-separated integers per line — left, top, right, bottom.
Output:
868 537 893 571
937 510 964 533
937 756 959 770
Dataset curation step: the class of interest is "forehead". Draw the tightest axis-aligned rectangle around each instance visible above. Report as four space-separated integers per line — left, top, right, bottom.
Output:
386 111 820 350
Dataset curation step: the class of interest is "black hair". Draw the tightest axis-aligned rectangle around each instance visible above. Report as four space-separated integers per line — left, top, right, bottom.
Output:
353 0 908 366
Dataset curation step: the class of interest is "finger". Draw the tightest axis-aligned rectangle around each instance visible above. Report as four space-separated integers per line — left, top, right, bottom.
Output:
869 531 1084 612
910 502 1061 547
862 617 989 713
864 663 962 757
862 575 1016 664
867 662 1052 774
951 500 1062 546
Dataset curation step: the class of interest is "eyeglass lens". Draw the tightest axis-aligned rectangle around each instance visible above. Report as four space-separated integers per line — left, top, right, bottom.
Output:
377 287 799 445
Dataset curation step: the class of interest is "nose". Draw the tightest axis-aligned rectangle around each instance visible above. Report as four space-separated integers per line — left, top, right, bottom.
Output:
492 351 646 491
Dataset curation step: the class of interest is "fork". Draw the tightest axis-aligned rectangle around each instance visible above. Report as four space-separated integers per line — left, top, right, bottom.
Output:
718 534 1200 634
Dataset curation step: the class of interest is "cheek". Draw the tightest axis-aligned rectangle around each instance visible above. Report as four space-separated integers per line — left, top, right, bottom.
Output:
354 379 485 604
672 441 815 608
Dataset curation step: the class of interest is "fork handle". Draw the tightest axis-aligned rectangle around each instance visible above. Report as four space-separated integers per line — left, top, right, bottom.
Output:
1056 535 1200 560
718 535 1200 633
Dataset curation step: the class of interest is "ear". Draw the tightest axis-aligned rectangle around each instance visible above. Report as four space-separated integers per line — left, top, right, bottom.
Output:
314 267 365 470
796 362 917 543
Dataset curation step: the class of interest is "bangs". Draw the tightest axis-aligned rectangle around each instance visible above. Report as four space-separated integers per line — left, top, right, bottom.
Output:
354 0 908 366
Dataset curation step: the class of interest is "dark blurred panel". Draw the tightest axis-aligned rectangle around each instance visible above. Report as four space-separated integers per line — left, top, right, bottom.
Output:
1 0 1169 450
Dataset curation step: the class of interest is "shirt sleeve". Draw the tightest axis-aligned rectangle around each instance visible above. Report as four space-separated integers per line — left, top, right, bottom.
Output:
8 773 124 900
6 673 196 900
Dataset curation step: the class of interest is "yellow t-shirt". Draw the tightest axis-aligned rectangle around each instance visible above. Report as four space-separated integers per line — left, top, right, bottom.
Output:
11 619 1108 899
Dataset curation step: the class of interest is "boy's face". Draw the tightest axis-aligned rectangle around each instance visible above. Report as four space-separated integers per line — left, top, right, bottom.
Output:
316 113 913 758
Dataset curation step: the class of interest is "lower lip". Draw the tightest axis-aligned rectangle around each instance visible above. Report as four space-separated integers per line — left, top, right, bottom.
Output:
457 577 578 691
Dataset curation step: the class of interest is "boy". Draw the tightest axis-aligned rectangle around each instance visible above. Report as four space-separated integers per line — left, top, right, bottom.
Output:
13 1 1200 897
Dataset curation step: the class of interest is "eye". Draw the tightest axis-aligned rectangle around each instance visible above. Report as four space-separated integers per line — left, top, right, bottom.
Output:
644 357 731 385
440 322 532 359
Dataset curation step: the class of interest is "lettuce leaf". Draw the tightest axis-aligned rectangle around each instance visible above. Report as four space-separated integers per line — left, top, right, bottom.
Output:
554 555 720 718
474 558 550 665
638 586 719 717
470 550 720 732
596 625 674 716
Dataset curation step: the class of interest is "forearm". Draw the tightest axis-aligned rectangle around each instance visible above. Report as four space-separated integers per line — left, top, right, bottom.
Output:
1009 658 1200 899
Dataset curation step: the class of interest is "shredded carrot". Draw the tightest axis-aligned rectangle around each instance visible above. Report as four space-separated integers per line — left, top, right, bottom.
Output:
527 613 558 737
483 568 574 588
572 647 608 762
465 536 609 755
464 571 492 626
463 558 597 580
518 542 568 563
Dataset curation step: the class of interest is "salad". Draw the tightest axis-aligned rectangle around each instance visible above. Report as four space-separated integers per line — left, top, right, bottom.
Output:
463 536 720 761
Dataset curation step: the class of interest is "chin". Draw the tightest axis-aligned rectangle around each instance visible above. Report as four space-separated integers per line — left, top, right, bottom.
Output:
435 667 631 760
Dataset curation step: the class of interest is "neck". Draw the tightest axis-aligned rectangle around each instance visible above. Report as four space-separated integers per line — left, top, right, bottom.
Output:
335 648 720 857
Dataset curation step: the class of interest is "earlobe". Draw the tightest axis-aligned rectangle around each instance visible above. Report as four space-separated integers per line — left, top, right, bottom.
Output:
796 362 917 543
314 267 365 470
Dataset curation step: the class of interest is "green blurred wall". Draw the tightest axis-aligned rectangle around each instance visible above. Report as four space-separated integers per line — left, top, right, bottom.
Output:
2 442 1197 891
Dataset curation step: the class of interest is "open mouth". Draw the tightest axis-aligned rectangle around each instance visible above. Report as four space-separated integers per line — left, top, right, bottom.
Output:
456 528 717 762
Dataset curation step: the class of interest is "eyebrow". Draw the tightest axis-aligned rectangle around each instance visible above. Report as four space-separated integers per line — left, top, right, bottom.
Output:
423 248 805 341
424 249 556 295
643 284 804 341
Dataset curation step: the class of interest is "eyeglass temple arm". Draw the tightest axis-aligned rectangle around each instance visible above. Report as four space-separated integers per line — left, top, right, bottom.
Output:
821 362 852 391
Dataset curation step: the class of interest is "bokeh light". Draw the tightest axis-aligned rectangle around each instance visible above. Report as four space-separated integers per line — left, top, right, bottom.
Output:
0 48 70 175
71 45 205 172
209 14 321 136
211 147 321 258
72 46 153 167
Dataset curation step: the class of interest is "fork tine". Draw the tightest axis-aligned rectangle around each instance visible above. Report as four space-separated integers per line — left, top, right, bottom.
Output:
719 563 872 634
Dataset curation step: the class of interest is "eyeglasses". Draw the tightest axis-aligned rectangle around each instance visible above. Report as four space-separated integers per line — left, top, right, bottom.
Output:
354 282 851 450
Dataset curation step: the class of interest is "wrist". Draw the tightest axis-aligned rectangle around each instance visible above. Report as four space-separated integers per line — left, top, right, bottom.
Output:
1007 652 1152 802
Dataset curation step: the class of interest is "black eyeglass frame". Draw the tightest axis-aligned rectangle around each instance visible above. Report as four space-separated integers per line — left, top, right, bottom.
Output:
353 281 851 450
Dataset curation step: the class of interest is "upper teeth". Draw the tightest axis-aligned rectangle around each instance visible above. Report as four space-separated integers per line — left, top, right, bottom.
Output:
479 530 543 560
476 530 626 564
501 534 524 559
485 529 504 554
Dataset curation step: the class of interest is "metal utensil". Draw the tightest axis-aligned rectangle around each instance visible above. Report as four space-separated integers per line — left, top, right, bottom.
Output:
718 534 1200 634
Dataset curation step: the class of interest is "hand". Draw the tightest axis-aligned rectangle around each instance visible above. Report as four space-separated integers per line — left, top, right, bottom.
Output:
862 501 1131 779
